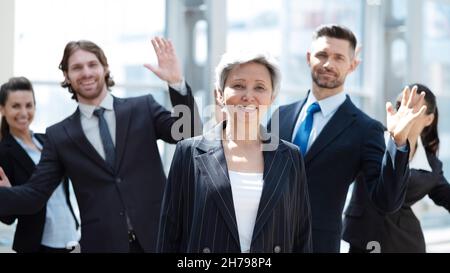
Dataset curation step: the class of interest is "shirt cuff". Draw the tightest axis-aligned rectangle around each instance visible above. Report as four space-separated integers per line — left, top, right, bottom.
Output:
168 78 187 95
386 135 409 168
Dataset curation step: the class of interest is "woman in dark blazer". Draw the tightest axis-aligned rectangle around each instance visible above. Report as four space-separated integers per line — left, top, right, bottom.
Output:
157 52 312 253
343 84 450 253
0 77 79 253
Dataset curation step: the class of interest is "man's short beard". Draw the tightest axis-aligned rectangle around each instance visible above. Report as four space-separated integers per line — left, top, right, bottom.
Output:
311 72 344 89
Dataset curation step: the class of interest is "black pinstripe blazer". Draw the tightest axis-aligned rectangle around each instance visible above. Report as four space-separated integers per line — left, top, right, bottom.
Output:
157 122 312 253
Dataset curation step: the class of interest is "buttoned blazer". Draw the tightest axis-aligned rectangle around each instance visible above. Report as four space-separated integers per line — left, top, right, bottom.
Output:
157 122 312 253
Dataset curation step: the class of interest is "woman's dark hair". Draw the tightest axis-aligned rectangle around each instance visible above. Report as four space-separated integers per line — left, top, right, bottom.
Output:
0 77 35 140
59 40 115 101
396 83 439 155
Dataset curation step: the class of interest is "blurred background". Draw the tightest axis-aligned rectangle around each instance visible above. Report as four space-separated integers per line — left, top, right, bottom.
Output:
0 0 449 252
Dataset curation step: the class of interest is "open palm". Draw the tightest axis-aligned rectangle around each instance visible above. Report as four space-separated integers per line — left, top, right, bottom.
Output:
386 86 427 146
0 167 11 188
144 37 183 85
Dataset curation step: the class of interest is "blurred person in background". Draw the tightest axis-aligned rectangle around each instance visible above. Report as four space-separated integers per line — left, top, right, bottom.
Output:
0 76 79 253
343 84 450 253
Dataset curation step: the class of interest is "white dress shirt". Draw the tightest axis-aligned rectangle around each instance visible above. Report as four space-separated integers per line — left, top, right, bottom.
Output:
228 171 264 253
292 91 347 152
13 134 80 248
79 93 116 160
78 82 187 160
293 91 406 159
409 137 433 172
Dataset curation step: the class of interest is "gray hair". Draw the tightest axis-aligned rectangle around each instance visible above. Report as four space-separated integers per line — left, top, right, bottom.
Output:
214 51 281 99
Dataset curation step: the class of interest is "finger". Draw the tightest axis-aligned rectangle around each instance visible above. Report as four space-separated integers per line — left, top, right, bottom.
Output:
386 102 395 116
151 39 161 55
166 39 175 54
414 91 426 111
161 38 170 52
406 86 416 108
400 86 410 108
0 166 4 178
143 64 156 73
158 37 166 53
413 105 428 119
408 85 419 107
143 64 163 79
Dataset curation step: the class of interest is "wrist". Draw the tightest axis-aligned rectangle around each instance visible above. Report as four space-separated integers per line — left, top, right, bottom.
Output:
167 77 183 86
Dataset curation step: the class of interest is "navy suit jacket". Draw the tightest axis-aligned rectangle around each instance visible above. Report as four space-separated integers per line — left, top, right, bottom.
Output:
0 86 200 253
343 151 450 252
157 122 312 253
0 133 78 253
269 93 410 252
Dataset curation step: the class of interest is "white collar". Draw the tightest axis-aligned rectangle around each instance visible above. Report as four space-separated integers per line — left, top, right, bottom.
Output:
12 131 43 150
409 137 433 172
305 91 347 118
78 92 114 119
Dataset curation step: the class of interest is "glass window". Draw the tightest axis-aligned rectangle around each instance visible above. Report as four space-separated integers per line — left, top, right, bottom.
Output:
14 0 166 132
227 0 364 107
423 0 450 182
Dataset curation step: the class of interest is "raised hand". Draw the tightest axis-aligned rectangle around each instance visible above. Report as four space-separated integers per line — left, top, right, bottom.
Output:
144 37 183 85
0 167 12 188
386 85 427 146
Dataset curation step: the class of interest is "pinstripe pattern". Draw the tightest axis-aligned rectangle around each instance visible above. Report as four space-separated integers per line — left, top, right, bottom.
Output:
157 122 312 253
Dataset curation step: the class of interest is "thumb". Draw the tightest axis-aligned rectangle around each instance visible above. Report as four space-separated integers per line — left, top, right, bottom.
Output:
144 64 163 78
143 64 156 73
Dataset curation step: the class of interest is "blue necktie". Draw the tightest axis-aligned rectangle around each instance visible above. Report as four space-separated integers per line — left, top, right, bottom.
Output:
293 102 321 155
93 108 115 169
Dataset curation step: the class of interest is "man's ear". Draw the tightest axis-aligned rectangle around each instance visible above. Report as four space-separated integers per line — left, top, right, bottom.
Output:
350 46 362 72
0 106 4 116
306 52 311 67
63 72 70 84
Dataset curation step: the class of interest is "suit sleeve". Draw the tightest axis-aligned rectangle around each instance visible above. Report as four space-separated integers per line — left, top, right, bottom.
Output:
149 83 202 144
428 159 450 212
0 148 17 224
157 142 187 252
292 148 313 253
0 129 64 216
361 121 410 213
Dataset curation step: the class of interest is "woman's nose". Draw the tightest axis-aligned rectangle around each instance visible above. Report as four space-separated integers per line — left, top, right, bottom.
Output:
242 89 256 102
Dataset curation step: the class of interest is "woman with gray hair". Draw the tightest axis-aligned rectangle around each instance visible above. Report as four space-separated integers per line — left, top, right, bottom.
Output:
157 51 312 253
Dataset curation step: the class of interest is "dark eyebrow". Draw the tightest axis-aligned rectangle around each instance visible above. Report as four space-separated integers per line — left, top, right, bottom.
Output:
70 63 82 69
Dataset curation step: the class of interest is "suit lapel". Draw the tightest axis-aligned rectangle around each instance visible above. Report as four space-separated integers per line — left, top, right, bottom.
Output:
251 138 291 242
113 97 132 171
4 134 36 175
305 96 358 163
63 109 113 174
280 99 306 141
195 124 240 246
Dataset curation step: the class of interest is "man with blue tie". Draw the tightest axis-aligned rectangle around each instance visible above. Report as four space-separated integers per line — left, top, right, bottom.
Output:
0 37 201 252
270 24 427 253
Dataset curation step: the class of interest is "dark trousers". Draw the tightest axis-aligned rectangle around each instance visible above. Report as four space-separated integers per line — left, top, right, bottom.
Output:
349 245 371 253
128 231 144 253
